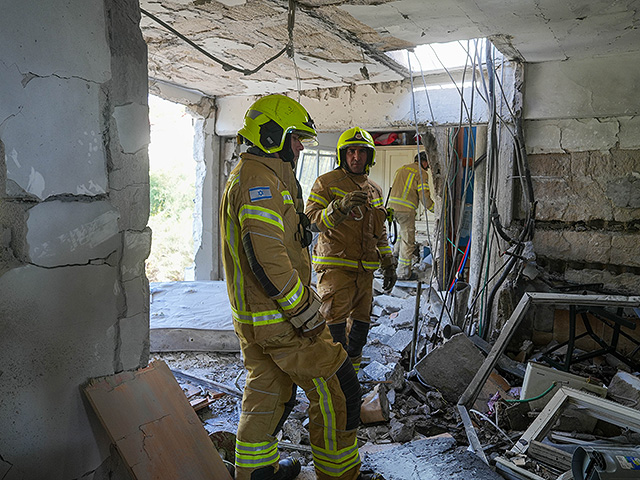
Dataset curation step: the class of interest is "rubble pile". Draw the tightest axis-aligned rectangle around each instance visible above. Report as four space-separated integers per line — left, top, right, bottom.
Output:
153 286 640 480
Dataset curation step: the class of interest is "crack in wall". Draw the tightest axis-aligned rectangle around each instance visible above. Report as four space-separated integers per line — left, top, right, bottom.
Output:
26 251 120 270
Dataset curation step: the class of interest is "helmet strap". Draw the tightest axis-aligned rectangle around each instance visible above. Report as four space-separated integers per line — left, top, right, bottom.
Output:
279 132 296 167
247 146 274 157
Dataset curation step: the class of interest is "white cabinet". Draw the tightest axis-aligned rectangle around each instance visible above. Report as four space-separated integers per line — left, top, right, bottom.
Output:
369 146 423 203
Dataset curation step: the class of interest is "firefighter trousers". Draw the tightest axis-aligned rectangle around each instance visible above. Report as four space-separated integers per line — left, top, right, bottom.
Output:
393 210 416 278
317 268 374 372
235 325 361 480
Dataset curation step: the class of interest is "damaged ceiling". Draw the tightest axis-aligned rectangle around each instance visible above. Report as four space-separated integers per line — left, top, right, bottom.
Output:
140 0 640 98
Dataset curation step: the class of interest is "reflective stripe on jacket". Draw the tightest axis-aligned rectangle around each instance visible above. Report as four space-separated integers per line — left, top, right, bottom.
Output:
305 168 392 272
388 162 433 212
220 152 312 343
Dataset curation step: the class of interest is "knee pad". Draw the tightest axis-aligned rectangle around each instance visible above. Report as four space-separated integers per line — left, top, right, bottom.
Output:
335 358 362 430
271 383 297 437
346 320 370 358
328 322 347 348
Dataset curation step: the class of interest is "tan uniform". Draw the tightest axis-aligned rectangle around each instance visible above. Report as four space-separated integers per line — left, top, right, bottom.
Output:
388 162 433 278
220 152 361 480
305 168 393 371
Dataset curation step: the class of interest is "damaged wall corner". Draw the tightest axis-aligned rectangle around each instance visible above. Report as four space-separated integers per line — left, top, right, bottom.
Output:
522 53 640 297
0 0 151 478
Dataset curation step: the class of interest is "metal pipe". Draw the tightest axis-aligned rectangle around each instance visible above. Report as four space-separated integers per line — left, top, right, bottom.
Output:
410 281 423 370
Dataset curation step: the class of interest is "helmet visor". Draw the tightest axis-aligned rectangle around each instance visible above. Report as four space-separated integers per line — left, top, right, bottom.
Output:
290 129 318 147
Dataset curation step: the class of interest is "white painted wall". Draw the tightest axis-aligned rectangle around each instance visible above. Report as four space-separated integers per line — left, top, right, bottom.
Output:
524 51 640 154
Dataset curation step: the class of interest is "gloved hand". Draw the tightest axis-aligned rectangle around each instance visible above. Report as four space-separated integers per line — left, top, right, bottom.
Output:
380 255 397 293
337 190 368 214
288 290 326 338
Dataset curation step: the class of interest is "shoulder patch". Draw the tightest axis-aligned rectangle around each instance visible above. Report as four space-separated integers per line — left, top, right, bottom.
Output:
249 186 272 202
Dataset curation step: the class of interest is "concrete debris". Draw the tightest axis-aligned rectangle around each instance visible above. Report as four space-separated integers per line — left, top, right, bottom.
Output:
362 434 503 480
361 360 404 390
607 370 640 410
414 332 485 403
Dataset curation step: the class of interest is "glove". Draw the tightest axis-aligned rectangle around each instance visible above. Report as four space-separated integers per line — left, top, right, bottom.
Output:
380 255 397 293
288 290 326 338
337 191 368 214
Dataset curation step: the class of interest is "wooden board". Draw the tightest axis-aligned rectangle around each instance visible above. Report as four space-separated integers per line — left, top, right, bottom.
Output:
84 360 232 480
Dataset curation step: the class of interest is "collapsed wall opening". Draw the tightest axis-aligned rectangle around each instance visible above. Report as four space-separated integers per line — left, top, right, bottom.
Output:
147 94 197 282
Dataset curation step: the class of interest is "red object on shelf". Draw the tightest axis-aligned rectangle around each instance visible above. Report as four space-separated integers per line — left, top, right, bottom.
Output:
373 132 399 145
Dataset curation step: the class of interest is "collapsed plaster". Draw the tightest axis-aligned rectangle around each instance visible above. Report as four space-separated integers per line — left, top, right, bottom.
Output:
142 0 407 96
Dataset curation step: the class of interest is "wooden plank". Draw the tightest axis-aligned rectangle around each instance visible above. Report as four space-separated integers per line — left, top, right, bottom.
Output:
84 361 233 480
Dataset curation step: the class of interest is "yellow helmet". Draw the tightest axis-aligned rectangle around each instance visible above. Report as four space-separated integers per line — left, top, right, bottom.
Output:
336 127 376 173
238 94 317 155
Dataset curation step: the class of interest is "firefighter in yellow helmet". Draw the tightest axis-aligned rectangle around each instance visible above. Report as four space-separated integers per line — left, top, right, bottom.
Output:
305 127 397 374
221 96 382 480
388 132 435 280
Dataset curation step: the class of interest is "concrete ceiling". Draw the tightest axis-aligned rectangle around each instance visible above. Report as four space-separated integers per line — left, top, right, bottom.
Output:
140 0 640 98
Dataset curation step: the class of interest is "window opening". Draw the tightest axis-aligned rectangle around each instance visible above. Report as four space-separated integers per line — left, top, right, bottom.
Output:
296 149 336 202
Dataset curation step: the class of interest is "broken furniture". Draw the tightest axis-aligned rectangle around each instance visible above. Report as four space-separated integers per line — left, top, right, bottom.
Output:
84 360 233 480
541 303 640 372
496 386 640 479
457 292 640 464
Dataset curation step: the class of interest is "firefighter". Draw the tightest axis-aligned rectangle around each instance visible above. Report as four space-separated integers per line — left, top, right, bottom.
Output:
388 137 435 280
221 95 380 480
305 127 397 374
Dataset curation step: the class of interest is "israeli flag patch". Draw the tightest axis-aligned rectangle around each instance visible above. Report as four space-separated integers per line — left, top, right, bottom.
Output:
249 186 272 202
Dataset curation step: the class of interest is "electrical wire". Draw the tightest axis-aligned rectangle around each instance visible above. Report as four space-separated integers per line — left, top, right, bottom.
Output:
469 408 514 446
503 382 556 403
141 6 293 76
403 37 537 357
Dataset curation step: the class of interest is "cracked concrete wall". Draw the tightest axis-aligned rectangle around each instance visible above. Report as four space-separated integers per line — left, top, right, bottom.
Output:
0 1 149 479
522 52 640 294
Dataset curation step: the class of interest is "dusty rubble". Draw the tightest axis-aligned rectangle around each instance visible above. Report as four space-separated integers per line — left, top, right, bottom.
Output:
153 283 640 480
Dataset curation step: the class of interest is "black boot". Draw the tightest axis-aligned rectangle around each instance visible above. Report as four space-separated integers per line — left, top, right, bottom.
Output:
250 458 301 480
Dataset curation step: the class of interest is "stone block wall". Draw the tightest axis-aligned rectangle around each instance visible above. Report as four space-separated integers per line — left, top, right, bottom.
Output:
521 55 640 296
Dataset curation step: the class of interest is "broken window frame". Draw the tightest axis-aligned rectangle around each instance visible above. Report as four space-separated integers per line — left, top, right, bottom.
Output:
456 292 640 464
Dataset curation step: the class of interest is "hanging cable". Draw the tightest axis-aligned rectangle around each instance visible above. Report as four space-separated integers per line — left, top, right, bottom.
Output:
141 6 293 76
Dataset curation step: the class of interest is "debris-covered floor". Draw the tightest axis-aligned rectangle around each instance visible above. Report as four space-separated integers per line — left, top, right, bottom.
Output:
150 279 640 480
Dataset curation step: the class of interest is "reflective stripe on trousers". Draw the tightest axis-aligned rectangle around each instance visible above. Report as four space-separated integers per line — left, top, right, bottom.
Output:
235 326 360 480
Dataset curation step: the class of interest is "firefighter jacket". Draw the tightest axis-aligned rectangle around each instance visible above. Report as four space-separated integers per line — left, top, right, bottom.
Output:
220 151 314 344
305 168 393 272
388 162 434 213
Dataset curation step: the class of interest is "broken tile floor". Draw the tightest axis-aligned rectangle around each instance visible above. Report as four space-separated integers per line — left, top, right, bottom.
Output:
150 280 640 480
